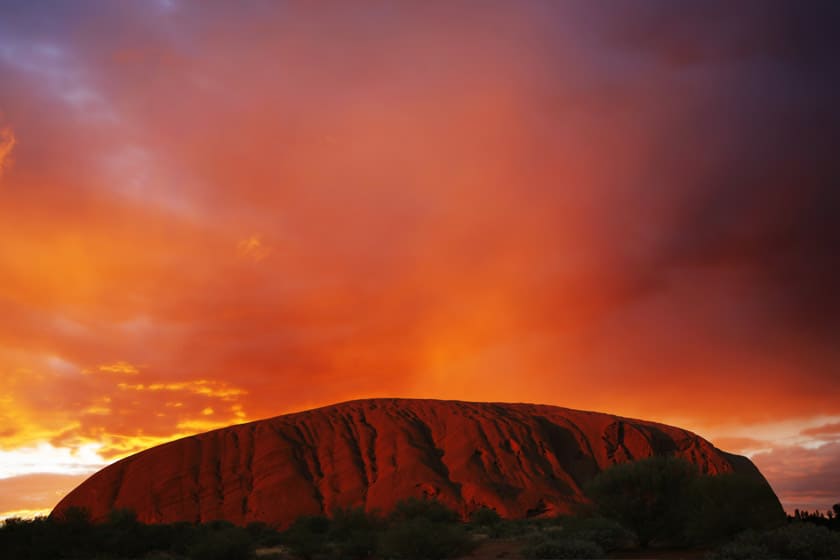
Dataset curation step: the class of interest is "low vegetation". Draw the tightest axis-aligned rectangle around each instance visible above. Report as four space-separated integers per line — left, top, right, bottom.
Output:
1 458 836 559
708 523 840 560
0 508 259 560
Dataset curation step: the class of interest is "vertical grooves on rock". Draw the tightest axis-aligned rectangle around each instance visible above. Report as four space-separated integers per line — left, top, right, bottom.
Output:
604 420 637 462
529 430 556 480
560 417 598 466
242 425 255 519
151 465 163 523
109 462 127 513
292 424 326 513
636 425 658 454
339 412 368 487
473 418 502 475
214 435 224 514
228 429 242 520
358 409 379 484
190 438 202 523
412 414 462 499
614 421 626 460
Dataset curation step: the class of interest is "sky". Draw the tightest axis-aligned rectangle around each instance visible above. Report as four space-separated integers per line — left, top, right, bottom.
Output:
0 0 838 519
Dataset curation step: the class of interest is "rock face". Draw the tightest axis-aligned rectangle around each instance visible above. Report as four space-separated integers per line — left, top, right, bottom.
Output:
52 398 781 527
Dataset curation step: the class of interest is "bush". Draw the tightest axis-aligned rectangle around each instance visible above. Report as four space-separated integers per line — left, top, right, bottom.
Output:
559 515 637 550
709 523 840 560
187 526 253 560
388 497 459 524
282 515 331 560
686 473 785 544
766 523 840 560
492 518 542 538
469 506 502 527
468 507 503 537
522 536 605 559
328 507 381 559
144 552 185 560
378 517 473 560
707 535 771 560
376 498 474 559
100 509 150 558
245 522 282 547
586 456 699 546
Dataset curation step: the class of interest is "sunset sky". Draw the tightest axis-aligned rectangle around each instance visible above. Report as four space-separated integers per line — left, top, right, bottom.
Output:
1 1 838 520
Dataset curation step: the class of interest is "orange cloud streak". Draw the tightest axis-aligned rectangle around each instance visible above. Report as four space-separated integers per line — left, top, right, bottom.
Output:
0 125 14 177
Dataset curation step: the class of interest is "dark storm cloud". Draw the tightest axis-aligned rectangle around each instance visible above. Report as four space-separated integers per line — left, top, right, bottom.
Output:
595 0 840 344
602 0 839 67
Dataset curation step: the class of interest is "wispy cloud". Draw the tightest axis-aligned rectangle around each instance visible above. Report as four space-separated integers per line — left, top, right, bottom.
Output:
116 379 247 400
0 126 15 177
97 361 140 375
801 422 840 438
237 234 271 262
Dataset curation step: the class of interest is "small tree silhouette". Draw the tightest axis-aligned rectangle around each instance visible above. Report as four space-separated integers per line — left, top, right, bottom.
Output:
585 456 699 547
379 498 473 560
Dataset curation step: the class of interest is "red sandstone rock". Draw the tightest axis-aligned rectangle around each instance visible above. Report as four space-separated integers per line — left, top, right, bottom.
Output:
51 398 780 527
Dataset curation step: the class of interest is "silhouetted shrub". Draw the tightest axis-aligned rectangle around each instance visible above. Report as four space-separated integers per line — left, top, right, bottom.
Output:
245 521 282 547
57 505 93 526
766 523 840 560
709 523 840 560
686 473 785 544
375 498 473 559
99 508 151 558
144 552 185 560
282 515 331 560
187 525 253 560
327 507 381 559
707 534 772 560
491 517 541 538
378 517 473 560
468 506 503 538
559 515 637 550
388 497 460 524
521 535 605 559
469 506 502 527
586 456 699 546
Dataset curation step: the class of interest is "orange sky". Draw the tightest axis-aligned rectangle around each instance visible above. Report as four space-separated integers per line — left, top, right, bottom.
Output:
1 1 838 519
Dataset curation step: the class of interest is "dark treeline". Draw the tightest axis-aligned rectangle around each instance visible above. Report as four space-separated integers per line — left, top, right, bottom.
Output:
0 508 261 560
2 457 838 560
789 505 840 530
